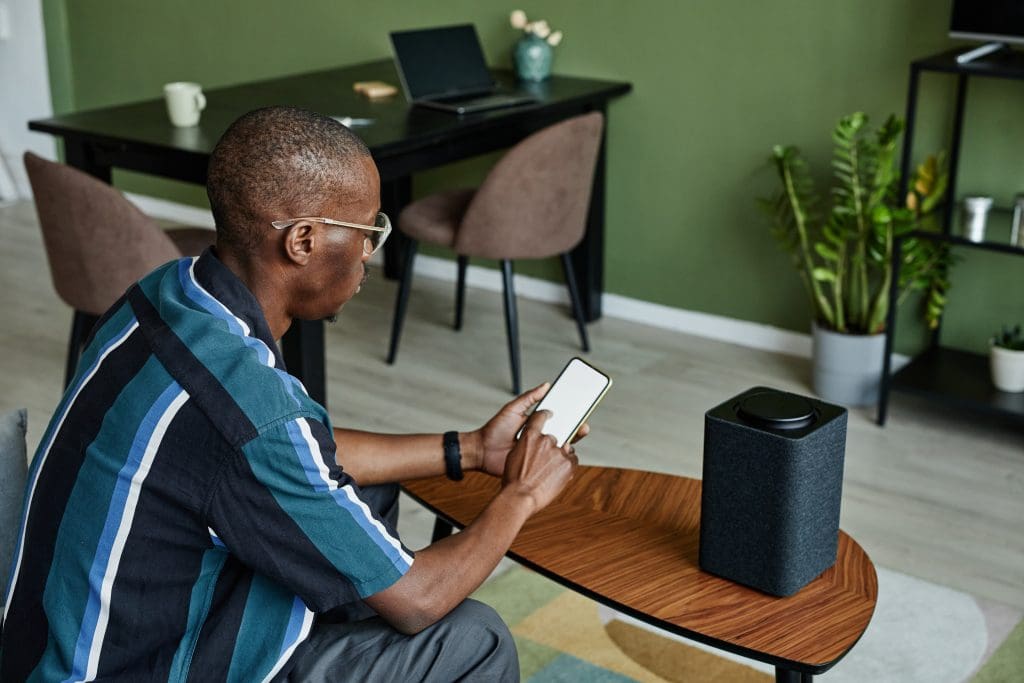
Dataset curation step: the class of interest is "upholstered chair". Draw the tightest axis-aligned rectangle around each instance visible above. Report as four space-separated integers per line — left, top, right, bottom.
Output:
23 152 215 387
387 112 604 394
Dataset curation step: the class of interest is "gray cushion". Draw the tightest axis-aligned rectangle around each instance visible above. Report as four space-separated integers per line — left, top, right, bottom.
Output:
0 408 28 597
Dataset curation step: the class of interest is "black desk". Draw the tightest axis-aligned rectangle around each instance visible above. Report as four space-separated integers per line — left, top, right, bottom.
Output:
28 58 626 405
29 59 630 407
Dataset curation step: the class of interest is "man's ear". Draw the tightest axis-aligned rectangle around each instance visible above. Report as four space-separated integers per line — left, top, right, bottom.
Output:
283 222 315 265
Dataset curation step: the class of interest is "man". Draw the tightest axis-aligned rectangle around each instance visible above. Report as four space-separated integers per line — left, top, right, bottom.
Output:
2 106 581 681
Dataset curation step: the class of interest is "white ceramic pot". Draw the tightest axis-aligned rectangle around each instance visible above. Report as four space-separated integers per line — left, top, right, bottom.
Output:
990 344 1024 392
811 323 887 406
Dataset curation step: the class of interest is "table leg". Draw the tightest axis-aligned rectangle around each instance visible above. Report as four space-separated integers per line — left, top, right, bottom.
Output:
63 138 112 183
282 319 327 407
775 667 813 682
572 108 607 322
381 176 412 280
431 517 454 542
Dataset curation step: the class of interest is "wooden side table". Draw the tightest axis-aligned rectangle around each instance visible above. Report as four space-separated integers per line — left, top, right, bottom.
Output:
403 466 877 682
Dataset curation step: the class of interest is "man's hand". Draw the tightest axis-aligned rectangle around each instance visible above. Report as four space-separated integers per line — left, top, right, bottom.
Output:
500 409 579 514
471 383 590 476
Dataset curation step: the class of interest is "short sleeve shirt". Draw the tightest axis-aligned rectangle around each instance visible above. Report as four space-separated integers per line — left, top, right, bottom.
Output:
1 250 414 682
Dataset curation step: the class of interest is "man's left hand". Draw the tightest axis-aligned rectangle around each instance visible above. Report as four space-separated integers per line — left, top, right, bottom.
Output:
471 383 590 476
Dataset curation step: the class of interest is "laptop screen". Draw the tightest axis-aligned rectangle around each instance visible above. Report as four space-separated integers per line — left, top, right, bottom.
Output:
390 25 495 101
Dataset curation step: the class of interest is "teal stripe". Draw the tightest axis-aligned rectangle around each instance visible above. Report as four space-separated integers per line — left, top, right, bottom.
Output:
35 358 175 681
168 549 228 682
139 257 329 432
33 302 137 464
225 573 296 682
243 422 409 597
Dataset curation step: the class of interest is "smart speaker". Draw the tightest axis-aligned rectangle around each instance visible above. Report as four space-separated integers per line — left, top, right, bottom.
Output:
699 386 848 597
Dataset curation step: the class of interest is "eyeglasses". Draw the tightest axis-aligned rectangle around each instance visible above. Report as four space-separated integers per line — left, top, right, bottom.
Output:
271 212 392 255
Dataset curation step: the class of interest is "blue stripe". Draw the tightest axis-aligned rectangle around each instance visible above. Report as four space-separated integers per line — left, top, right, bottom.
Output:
284 420 409 569
176 258 304 405
65 381 184 682
278 596 308 660
167 549 228 681
3 316 138 608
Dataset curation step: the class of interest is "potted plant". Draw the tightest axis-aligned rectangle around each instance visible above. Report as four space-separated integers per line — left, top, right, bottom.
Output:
990 325 1024 392
762 112 952 406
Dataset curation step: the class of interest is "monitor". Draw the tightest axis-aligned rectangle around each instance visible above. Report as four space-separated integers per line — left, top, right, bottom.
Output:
950 0 1024 46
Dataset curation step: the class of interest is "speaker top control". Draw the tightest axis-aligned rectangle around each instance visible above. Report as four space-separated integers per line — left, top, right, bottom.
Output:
736 391 816 430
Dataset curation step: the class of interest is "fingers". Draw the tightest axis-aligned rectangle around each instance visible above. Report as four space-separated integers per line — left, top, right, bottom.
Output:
523 408 552 432
504 382 550 416
570 422 590 444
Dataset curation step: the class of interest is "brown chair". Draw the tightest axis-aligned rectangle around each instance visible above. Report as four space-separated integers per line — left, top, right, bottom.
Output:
23 152 215 387
387 112 604 394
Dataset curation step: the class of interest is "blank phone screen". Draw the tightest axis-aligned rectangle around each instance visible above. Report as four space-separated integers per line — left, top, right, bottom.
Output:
532 359 611 447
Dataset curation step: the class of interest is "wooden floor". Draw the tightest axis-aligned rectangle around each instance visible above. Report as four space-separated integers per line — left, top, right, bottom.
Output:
2 198 1022 610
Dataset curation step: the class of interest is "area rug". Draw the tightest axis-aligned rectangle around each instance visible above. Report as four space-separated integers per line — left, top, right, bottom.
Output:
471 566 1023 682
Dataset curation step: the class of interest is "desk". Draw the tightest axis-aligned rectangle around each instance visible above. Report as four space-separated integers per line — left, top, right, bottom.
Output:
28 60 630 406
402 467 877 682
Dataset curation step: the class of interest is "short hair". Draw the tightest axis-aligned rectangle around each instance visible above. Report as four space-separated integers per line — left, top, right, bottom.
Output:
206 106 372 253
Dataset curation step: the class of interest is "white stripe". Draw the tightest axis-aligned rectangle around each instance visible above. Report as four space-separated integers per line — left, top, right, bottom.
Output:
2 320 140 622
186 258 275 368
296 419 414 567
83 389 190 680
260 609 315 683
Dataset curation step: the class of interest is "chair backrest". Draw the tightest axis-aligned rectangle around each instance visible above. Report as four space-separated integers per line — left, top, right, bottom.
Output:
23 152 182 315
454 111 604 260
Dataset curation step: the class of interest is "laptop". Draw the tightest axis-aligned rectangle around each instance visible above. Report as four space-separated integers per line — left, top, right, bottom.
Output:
390 24 537 115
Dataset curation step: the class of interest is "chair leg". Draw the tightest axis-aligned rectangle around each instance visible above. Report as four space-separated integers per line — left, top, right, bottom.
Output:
560 252 591 352
64 310 97 389
387 238 418 364
454 255 468 331
500 260 522 395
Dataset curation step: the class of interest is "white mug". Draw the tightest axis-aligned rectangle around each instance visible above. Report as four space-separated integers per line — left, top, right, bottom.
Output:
163 82 206 127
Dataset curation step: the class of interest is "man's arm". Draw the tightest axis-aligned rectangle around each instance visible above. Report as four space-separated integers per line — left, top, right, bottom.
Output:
363 412 577 634
333 384 553 485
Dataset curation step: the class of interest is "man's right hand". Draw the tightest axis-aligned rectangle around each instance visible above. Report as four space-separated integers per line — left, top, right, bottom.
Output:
499 409 579 515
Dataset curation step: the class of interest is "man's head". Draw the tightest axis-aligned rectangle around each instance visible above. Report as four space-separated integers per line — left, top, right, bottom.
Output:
207 106 381 326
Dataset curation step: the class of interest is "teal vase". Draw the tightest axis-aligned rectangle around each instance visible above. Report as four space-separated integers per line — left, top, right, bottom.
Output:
513 34 553 82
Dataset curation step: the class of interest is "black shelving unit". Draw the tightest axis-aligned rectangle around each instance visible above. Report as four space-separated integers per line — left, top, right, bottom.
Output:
877 47 1024 426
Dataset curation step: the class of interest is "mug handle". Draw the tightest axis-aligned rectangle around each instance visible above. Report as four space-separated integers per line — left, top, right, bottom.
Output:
195 91 207 112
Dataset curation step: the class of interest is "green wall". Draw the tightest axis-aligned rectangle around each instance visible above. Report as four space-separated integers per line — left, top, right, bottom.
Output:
42 0 1024 353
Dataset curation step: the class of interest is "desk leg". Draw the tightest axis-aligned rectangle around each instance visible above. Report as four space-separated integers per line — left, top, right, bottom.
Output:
282 319 327 407
572 111 607 322
431 518 454 543
64 139 112 183
775 667 812 682
381 176 412 280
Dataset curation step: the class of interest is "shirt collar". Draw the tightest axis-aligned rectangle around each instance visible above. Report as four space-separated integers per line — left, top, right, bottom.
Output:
190 247 286 370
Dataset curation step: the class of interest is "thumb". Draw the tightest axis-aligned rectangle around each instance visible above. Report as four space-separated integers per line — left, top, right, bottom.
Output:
506 382 550 415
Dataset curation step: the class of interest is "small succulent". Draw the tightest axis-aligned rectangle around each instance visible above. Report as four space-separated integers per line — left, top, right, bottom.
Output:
992 324 1024 351
510 9 563 46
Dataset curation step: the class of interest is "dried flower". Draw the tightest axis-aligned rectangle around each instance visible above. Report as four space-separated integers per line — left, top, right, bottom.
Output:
510 9 563 46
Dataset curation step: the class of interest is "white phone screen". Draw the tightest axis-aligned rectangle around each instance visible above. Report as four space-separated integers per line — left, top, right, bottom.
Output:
526 358 612 447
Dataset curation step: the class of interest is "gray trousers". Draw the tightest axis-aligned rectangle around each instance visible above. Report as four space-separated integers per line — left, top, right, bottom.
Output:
280 484 520 682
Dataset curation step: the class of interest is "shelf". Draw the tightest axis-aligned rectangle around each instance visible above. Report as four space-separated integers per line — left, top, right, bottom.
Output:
890 347 1024 420
914 47 1024 79
903 229 1024 256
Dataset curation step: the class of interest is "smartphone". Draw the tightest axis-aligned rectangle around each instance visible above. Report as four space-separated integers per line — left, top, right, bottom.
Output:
519 357 613 447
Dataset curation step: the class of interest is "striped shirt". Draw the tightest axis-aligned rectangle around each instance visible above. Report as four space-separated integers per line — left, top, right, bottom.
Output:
1 250 414 682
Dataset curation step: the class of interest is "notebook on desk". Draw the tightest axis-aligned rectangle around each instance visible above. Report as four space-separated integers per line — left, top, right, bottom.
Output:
390 24 537 115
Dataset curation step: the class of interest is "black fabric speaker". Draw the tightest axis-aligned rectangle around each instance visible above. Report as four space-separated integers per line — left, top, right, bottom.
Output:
699 386 847 597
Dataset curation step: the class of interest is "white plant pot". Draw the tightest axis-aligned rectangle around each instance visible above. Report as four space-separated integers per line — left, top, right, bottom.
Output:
989 344 1024 392
811 323 887 406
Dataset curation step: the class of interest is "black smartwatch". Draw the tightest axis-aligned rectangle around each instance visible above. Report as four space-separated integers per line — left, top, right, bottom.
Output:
443 431 463 481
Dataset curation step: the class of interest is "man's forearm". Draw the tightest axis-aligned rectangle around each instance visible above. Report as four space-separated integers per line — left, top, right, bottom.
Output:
333 428 482 486
364 485 535 634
